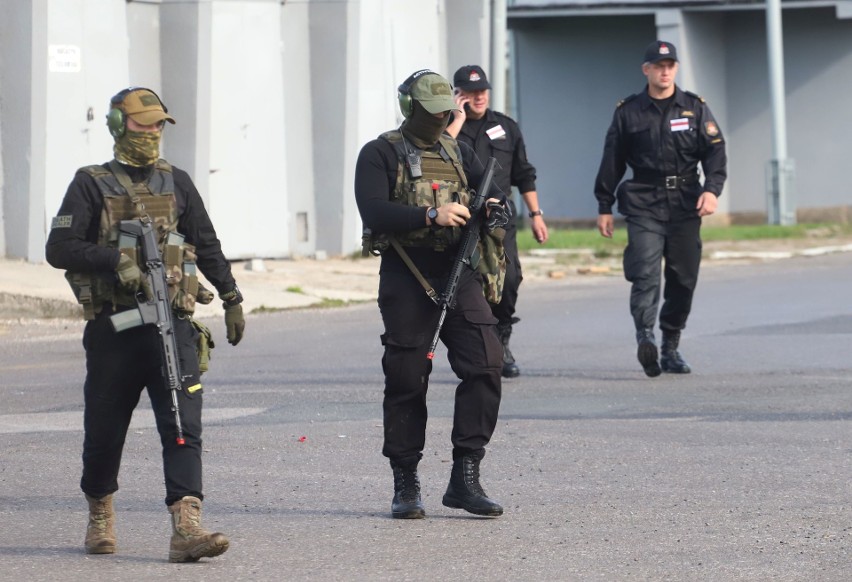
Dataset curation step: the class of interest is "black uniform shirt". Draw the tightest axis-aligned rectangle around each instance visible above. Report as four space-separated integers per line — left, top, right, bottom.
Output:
46 162 237 294
594 85 727 222
453 109 537 201
354 136 495 275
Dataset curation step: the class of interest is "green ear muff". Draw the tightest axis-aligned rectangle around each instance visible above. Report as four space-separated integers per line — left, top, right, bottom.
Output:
398 92 414 118
106 107 126 138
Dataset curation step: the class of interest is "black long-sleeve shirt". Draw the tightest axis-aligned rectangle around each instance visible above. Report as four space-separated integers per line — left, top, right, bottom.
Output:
46 162 236 295
594 85 727 222
453 108 537 199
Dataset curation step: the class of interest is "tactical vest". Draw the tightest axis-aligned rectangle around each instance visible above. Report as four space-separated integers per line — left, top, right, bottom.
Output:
374 130 472 252
65 160 201 320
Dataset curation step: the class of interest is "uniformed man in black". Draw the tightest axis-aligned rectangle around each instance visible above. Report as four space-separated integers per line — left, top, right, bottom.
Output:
594 41 727 377
355 70 507 519
46 87 245 561
446 65 548 379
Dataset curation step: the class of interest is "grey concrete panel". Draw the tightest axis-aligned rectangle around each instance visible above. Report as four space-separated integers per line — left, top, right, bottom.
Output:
511 15 656 220
0 2 39 260
282 2 317 258
310 1 350 256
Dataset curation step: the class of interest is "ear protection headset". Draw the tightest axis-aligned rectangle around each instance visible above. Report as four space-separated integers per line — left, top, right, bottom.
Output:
397 69 437 118
106 86 168 138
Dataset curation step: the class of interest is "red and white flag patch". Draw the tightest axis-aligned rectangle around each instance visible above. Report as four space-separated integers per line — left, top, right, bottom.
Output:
670 118 689 132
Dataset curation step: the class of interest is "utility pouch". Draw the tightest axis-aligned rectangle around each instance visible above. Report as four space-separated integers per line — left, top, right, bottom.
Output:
191 318 215 374
196 283 215 305
362 227 389 257
476 227 507 305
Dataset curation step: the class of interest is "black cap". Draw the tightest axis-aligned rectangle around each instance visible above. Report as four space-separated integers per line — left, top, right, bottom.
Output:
643 41 678 64
453 65 491 91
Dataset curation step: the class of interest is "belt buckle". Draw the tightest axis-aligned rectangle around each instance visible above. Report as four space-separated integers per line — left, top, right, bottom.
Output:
664 176 678 190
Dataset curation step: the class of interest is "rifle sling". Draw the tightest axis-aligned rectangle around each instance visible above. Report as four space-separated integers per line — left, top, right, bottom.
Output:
388 237 439 304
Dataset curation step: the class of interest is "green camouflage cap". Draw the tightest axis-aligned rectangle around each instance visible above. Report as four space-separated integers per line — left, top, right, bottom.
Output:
409 72 456 114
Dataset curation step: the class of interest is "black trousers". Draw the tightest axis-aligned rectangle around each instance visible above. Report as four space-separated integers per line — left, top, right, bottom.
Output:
623 215 702 333
378 267 503 463
490 221 522 327
80 311 203 506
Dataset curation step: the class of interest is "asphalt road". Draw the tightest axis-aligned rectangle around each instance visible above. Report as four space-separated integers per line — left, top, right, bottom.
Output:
1 253 850 581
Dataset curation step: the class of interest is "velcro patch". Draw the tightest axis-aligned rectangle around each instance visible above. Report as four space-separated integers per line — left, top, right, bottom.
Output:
51 215 73 229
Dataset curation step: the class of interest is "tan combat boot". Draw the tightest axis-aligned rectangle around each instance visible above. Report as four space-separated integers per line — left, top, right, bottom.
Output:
85 494 116 554
168 496 229 563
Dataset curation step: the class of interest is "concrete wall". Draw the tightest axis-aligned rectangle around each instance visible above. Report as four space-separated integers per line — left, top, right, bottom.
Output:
0 1 41 261
0 0 494 262
511 15 656 220
724 5 852 218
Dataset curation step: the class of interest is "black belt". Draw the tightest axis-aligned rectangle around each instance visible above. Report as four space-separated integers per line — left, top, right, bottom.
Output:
633 172 699 190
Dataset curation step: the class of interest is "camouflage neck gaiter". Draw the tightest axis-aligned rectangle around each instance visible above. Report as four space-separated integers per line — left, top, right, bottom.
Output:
401 101 450 149
113 130 162 167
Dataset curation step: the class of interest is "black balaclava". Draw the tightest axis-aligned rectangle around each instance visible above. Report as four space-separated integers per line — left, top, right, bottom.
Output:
401 100 450 149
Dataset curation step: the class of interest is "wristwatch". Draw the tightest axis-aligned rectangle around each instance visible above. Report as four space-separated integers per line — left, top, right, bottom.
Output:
528 209 543 218
427 207 439 224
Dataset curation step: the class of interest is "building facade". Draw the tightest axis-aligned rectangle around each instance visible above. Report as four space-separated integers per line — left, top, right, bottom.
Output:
508 0 852 225
2 1 850 262
0 0 495 262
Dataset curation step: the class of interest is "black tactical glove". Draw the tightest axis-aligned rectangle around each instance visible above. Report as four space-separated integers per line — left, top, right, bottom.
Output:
115 253 152 299
485 200 511 232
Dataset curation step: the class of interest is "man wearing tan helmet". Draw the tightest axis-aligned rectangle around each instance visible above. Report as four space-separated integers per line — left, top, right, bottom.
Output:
46 87 245 562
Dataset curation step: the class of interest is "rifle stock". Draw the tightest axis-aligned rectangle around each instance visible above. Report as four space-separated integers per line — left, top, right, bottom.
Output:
426 157 497 359
109 219 186 445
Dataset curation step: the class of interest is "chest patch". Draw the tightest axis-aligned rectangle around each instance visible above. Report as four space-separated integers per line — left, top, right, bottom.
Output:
670 118 690 132
486 125 507 140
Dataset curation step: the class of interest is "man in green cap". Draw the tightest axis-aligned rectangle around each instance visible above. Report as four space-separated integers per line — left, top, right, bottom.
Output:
46 86 245 562
355 70 510 520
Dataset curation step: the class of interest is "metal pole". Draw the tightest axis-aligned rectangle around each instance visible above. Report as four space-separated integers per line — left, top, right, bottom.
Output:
490 0 507 113
765 0 796 225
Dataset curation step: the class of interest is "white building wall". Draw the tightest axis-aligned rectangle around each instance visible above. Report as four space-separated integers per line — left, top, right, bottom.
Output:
45 0 131 248
281 1 316 257
0 0 494 261
207 0 289 258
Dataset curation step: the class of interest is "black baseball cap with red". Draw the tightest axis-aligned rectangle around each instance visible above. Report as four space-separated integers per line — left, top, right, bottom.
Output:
643 41 678 64
453 65 492 91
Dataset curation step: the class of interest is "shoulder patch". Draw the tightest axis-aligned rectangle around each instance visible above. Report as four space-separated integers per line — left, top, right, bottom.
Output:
617 93 638 108
51 215 73 229
704 121 720 137
684 90 706 103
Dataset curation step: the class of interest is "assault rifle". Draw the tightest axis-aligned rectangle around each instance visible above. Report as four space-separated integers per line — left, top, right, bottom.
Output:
109 219 186 445
426 156 497 360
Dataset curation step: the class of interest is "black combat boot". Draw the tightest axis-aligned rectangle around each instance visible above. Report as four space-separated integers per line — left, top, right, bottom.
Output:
636 328 661 377
442 452 503 517
390 461 425 519
497 319 520 378
661 330 691 374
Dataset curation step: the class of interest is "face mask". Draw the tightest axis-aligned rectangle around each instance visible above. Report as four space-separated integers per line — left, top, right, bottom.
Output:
401 101 450 149
113 129 162 167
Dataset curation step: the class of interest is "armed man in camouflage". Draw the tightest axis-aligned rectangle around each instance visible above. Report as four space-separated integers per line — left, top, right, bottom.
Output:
46 87 244 562
355 70 510 520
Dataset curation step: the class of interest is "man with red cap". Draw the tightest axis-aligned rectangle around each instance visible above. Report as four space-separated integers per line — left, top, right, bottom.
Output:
594 41 727 377
447 64 549 380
